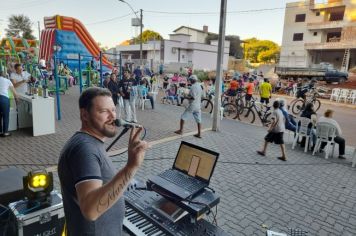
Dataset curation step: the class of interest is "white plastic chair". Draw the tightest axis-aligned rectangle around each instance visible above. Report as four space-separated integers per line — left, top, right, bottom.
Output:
136 86 150 110
337 89 350 103
292 117 312 152
290 83 298 97
346 90 356 104
330 88 340 102
149 83 159 101
352 147 356 168
312 122 337 159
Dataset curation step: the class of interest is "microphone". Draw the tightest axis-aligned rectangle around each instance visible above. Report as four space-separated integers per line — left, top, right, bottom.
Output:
114 119 142 128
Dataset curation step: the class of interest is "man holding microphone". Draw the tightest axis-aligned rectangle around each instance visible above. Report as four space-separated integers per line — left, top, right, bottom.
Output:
58 87 149 235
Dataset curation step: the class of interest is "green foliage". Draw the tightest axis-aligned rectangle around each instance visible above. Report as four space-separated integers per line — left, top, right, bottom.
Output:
206 34 243 59
97 42 109 52
194 70 209 81
133 30 163 44
6 14 35 39
244 38 280 63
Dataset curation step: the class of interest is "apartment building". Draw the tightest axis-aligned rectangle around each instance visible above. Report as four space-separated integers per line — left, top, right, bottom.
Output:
279 0 356 71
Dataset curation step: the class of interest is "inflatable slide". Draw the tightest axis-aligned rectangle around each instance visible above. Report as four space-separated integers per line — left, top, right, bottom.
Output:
39 15 112 70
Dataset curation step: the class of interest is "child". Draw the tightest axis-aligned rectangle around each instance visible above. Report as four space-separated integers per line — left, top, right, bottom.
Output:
162 83 179 105
257 100 287 161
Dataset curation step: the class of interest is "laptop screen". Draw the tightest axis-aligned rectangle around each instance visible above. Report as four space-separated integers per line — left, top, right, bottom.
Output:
173 141 219 182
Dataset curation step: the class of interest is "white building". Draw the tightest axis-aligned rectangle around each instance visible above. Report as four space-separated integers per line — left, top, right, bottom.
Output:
279 0 356 71
107 26 230 72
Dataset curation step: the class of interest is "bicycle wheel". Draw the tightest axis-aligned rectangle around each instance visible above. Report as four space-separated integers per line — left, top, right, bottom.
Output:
201 99 213 113
312 99 321 112
223 103 238 119
291 99 304 115
262 112 272 127
237 107 255 124
235 97 245 115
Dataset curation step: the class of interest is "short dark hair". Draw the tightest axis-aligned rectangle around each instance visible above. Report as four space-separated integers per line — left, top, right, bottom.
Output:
79 87 112 112
14 63 22 70
273 100 280 109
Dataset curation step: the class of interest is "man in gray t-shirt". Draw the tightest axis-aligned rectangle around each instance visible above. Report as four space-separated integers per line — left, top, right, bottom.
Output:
257 100 287 161
174 75 203 138
58 87 148 236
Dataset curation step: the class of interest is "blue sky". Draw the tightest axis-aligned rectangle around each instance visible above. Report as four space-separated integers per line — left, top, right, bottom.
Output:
0 0 297 48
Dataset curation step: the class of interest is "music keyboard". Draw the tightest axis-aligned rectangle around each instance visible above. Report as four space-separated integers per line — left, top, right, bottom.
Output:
123 189 230 236
124 204 168 236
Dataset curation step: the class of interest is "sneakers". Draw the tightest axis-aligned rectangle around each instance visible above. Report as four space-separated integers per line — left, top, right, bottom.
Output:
338 155 346 159
0 132 11 137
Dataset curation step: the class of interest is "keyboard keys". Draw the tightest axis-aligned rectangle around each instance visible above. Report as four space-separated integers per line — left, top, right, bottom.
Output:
124 205 166 236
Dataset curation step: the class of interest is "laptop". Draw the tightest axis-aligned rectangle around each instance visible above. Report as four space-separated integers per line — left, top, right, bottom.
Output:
148 141 219 200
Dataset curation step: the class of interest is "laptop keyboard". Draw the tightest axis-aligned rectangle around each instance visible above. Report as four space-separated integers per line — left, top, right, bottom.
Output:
158 170 204 192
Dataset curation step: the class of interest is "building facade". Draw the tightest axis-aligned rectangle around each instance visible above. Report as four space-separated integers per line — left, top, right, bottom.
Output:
107 26 230 72
279 0 356 71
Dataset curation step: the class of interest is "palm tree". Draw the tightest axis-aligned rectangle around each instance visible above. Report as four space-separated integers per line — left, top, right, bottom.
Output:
6 14 35 39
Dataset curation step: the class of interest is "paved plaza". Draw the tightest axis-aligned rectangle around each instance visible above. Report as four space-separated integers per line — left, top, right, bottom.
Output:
1 87 356 235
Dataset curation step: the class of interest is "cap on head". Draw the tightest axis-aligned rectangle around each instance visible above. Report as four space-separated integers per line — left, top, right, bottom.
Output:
277 98 286 107
189 75 198 81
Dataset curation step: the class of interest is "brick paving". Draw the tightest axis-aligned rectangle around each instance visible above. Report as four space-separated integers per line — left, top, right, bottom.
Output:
1 86 356 235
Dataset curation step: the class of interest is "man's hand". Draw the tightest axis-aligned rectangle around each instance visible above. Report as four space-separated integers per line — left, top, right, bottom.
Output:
127 127 149 169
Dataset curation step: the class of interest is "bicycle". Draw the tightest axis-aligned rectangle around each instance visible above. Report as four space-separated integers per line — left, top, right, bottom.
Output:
201 90 214 113
290 87 321 115
237 97 272 126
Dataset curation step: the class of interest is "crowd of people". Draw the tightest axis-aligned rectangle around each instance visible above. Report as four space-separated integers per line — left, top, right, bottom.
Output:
256 98 346 161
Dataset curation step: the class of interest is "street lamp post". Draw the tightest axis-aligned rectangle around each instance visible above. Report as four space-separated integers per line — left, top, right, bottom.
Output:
118 0 143 68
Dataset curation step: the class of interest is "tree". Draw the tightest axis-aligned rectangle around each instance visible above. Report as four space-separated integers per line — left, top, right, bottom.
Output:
132 30 163 44
97 42 109 52
205 34 243 59
244 38 280 63
5 14 35 39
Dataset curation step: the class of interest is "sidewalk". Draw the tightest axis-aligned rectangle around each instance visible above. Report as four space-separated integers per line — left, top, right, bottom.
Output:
1 86 356 235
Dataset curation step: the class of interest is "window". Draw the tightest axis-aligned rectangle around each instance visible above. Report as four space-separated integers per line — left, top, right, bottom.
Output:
293 33 304 41
313 32 318 36
295 14 306 22
316 12 320 16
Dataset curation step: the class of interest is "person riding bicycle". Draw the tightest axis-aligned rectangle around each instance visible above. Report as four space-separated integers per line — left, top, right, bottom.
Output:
245 77 255 104
226 77 239 96
296 79 317 100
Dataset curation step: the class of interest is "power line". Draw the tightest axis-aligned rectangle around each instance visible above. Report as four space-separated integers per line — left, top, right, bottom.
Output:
144 2 312 15
86 12 134 26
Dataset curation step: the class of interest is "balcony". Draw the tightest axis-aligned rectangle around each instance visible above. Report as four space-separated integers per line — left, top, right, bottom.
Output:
307 20 345 30
309 1 345 10
305 40 356 50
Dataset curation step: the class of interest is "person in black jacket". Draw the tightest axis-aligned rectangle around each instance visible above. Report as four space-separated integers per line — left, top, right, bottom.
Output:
107 73 120 106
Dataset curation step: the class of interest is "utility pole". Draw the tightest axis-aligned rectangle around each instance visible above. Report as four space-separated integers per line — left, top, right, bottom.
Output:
212 0 227 131
37 21 41 41
140 9 143 68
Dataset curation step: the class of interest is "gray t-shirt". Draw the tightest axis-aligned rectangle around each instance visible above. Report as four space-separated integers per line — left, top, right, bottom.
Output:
271 109 285 133
58 132 125 236
187 82 202 111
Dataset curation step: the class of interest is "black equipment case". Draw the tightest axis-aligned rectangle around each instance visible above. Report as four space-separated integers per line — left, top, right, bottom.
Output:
8 191 65 236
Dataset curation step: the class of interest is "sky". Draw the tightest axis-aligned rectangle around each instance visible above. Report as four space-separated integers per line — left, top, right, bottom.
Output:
0 0 298 48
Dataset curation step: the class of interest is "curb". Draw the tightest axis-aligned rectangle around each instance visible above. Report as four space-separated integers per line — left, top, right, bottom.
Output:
273 94 356 109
